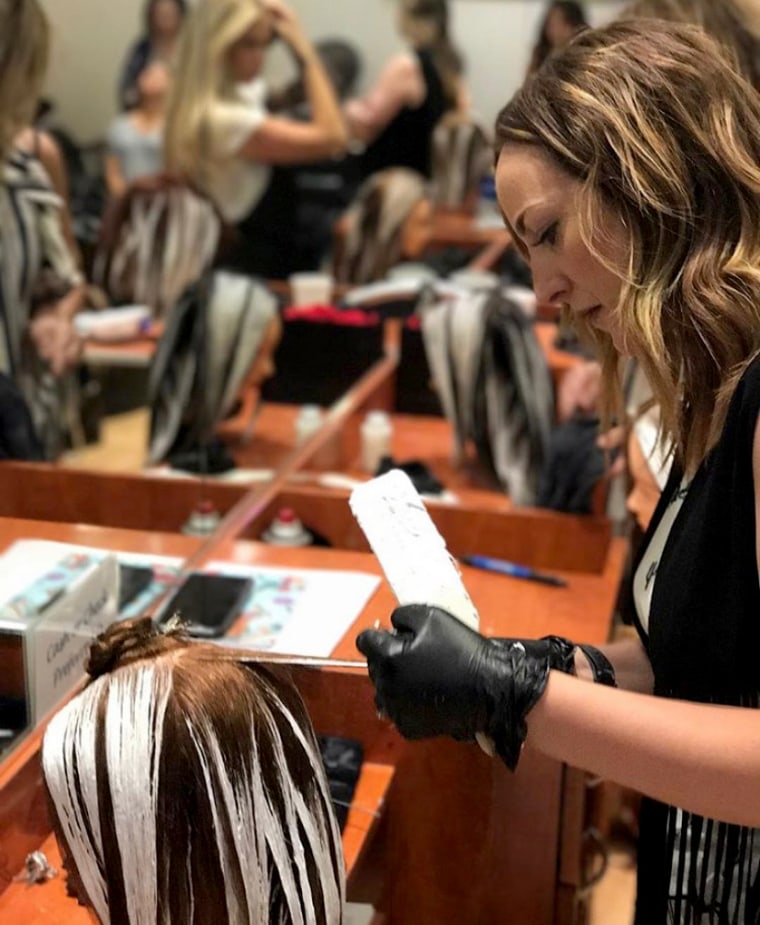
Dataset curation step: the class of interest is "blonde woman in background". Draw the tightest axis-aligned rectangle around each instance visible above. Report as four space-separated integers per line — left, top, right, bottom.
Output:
0 0 84 459
164 0 347 279
345 0 467 181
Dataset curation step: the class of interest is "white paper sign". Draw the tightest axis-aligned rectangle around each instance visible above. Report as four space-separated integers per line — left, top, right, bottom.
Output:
31 555 120 723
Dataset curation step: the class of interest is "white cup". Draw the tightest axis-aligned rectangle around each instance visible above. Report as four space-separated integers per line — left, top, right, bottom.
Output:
387 262 438 283
449 269 500 290
289 272 334 307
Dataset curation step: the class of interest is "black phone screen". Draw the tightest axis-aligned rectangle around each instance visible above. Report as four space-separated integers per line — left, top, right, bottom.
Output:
118 564 154 611
160 572 253 638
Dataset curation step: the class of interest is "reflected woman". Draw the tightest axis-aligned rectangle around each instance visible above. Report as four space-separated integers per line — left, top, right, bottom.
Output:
345 0 467 181
119 0 187 110
164 0 347 280
0 0 84 459
527 1 588 75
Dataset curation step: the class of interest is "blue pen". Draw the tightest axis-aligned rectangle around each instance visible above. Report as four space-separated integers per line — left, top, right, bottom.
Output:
461 555 568 588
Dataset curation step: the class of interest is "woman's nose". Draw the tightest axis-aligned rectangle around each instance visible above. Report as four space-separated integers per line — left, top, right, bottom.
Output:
531 264 570 306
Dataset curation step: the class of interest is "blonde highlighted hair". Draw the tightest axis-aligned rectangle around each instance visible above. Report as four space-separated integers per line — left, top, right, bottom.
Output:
496 21 760 474
0 0 50 160
164 0 266 181
42 617 345 925
622 0 760 91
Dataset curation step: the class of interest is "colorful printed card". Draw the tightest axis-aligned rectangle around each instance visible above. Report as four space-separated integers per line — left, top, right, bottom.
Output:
0 542 380 658
203 561 380 656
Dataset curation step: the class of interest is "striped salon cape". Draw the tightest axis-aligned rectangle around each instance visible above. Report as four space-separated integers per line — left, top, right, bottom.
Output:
0 149 81 458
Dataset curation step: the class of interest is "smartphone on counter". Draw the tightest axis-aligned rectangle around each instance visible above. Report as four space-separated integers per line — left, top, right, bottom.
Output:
118 563 155 611
158 572 253 638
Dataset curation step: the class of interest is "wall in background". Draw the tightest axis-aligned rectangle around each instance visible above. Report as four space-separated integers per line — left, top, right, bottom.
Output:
40 0 624 142
41 0 142 141
289 0 625 130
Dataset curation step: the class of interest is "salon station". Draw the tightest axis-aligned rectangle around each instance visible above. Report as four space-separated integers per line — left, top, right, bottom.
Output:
0 1 649 924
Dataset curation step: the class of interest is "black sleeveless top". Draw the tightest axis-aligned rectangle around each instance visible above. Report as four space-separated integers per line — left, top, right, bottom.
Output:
359 48 449 180
631 355 760 924
217 166 301 281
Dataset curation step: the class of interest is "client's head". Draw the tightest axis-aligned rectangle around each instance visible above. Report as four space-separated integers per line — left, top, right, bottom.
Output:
42 616 345 925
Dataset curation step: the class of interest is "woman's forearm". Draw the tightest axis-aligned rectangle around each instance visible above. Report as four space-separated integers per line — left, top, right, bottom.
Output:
598 635 654 693
300 49 347 151
528 670 760 827
104 155 127 200
55 283 85 321
344 99 374 143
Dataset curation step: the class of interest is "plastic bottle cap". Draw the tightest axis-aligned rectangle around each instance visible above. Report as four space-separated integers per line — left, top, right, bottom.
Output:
365 411 390 425
295 405 324 444
181 498 221 536
262 508 313 546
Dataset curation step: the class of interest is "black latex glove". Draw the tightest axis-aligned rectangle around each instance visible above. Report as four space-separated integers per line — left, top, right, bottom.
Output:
490 635 576 673
356 604 556 770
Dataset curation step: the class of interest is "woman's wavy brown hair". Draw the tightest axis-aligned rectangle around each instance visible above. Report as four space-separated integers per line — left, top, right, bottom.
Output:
495 20 760 474
622 0 760 91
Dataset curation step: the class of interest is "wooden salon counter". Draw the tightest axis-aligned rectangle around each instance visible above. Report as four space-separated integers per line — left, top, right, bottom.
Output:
0 511 626 925
0 519 393 923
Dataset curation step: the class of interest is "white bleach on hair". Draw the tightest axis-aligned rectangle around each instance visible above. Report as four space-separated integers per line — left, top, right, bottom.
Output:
43 674 111 924
104 662 172 925
187 681 343 925
271 691 345 924
42 652 344 925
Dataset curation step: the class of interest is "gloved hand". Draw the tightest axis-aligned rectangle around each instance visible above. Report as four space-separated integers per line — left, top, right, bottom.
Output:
491 636 617 686
490 635 576 673
356 604 557 770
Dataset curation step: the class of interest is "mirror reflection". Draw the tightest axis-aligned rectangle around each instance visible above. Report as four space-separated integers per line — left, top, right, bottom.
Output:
2 0 619 479
0 0 625 760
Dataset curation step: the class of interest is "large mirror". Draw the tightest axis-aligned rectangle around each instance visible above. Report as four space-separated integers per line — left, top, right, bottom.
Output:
32 0 625 467
1 0 621 764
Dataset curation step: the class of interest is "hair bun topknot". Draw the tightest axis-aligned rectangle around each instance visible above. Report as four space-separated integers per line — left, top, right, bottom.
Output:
86 616 186 680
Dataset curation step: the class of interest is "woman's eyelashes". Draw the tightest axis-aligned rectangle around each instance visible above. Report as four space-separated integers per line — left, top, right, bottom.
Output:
535 221 558 247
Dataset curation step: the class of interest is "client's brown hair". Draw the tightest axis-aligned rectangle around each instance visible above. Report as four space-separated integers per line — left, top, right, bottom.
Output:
42 617 345 925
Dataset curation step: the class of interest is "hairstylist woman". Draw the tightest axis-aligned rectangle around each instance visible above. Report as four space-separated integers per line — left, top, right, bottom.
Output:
359 21 760 924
